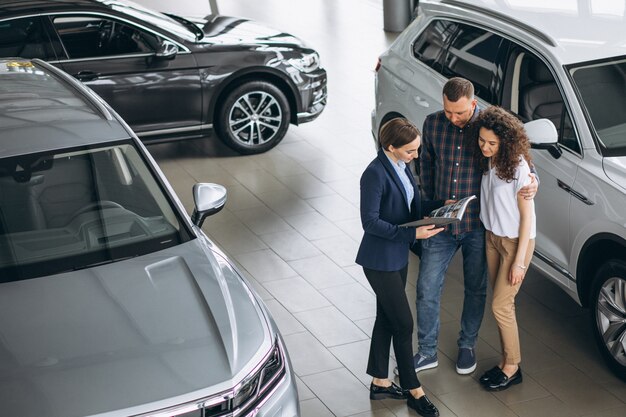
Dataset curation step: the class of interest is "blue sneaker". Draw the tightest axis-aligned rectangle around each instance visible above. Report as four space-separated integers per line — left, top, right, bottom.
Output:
393 353 438 376
413 353 438 372
456 347 476 375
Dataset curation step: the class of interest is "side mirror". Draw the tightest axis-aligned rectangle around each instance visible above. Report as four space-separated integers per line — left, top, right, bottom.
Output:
525 118 562 159
191 183 227 228
155 40 178 60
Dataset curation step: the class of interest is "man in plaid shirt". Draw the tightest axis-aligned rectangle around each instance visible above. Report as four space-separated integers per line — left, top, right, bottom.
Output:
413 78 538 375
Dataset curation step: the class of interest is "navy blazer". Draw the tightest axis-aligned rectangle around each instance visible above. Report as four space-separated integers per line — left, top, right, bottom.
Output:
356 149 442 271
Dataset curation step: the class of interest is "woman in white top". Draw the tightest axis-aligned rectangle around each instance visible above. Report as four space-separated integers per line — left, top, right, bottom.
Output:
474 106 536 391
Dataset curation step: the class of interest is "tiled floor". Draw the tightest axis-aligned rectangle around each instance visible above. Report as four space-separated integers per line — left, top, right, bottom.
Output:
141 1 626 416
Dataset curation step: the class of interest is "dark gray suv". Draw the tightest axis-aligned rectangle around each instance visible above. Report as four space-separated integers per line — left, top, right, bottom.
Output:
0 58 299 417
0 0 327 154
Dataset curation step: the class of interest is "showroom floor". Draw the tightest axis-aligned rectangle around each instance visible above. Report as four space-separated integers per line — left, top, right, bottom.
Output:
141 1 626 416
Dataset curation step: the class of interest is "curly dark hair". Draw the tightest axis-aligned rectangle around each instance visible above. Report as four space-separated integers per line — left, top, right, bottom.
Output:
473 106 532 181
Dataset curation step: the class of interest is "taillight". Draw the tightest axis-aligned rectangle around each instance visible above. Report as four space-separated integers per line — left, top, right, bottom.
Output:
375 58 381 72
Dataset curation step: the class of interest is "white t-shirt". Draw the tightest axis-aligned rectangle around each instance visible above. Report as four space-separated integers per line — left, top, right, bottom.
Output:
480 158 536 239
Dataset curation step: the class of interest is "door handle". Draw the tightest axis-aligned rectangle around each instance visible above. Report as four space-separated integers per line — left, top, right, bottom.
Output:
75 71 100 81
413 96 429 107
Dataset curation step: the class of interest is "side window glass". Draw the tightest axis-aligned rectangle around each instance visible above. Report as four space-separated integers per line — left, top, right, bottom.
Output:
441 23 506 103
412 20 458 72
52 16 157 59
518 58 581 153
0 17 56 60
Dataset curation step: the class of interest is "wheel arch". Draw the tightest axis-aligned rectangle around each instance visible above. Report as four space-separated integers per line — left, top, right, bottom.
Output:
210 68 300 126
576 232 626 307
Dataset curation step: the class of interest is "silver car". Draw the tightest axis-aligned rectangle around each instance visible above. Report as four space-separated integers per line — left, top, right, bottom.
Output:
372 0 626 380
0 58 299 416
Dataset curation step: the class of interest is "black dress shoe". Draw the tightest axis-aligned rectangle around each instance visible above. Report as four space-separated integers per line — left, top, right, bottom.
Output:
484 367 522 391
369 381 408 400
407 394 439 417
479 366 502 385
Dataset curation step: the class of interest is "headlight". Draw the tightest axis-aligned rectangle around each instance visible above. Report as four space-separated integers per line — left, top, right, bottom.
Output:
232 338 286 411
288 52 320 73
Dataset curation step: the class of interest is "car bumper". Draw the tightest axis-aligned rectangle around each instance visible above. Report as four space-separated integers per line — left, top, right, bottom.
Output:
296 69 327 124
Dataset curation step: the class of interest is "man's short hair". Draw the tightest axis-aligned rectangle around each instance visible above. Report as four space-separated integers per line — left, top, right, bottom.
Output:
443 77 474 102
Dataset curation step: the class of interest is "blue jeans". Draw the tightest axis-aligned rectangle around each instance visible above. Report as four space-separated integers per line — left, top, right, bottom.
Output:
415 229 487 358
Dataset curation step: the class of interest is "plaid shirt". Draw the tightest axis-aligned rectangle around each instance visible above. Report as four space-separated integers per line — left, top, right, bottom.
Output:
419 107 483 235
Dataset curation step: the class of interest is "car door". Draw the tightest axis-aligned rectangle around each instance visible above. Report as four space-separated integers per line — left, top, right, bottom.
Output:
508 52 582 287
47 13 202 136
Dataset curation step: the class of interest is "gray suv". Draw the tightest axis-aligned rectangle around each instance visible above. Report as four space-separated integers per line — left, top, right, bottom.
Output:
372 0 626 380
0 58 299 416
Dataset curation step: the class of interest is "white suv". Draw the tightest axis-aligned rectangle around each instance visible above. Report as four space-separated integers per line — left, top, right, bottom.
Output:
372 0 626 380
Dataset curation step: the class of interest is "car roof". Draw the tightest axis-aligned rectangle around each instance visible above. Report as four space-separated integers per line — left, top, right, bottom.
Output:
421 0 626 65
0 0 106 16
0 58 130 158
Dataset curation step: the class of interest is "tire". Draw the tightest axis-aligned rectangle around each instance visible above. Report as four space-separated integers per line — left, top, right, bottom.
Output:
216 81 290 154
590 259 626 381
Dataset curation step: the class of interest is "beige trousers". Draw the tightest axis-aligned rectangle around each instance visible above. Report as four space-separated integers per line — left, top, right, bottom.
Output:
485 231 535 365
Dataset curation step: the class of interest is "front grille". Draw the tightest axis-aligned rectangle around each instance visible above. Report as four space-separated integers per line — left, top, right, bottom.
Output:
134 339 286 417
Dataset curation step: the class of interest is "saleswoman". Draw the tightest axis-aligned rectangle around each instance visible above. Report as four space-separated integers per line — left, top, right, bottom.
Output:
356 118 444 417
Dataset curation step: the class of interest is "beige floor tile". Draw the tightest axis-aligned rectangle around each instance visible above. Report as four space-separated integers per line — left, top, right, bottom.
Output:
312 234 359 267
284 211 345 240
260 230 322 261
283 332 343 377
532 363 623 415
294 306 369 347
301 368 384 417
263 276 331 313
264 299 306 336
307 194 360 222
233 249 297 283
508 395 583 417
296 375 316 401
232 205 292 235
278 172 336 199
329 340 374 386
300 398 335 417
256 190 315 217
438 386 518 417
301 158 356 183
335 218 364 242
288 255 356 290
320 283 376 321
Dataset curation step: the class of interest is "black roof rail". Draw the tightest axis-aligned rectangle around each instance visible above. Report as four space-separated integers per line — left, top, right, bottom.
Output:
440 0 557 47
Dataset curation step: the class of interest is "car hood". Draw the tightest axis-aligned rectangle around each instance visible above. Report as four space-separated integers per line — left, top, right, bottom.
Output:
0 238 271 417
194 15 306 48
603 156 626 192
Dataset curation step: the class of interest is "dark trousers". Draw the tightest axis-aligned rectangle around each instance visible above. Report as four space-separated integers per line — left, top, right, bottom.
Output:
364 266 420 390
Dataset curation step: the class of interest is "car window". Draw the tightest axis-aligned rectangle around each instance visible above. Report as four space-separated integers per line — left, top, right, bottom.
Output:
412 19 458 72
441 23 510 103
0 17 57 60
52 16 158 59
517 56 581 153
0 143 190 281
570 58 626 156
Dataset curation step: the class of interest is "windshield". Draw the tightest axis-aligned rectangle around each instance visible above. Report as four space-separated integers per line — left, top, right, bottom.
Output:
101 0 197 42
569 57 626 156
0 143 190 281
